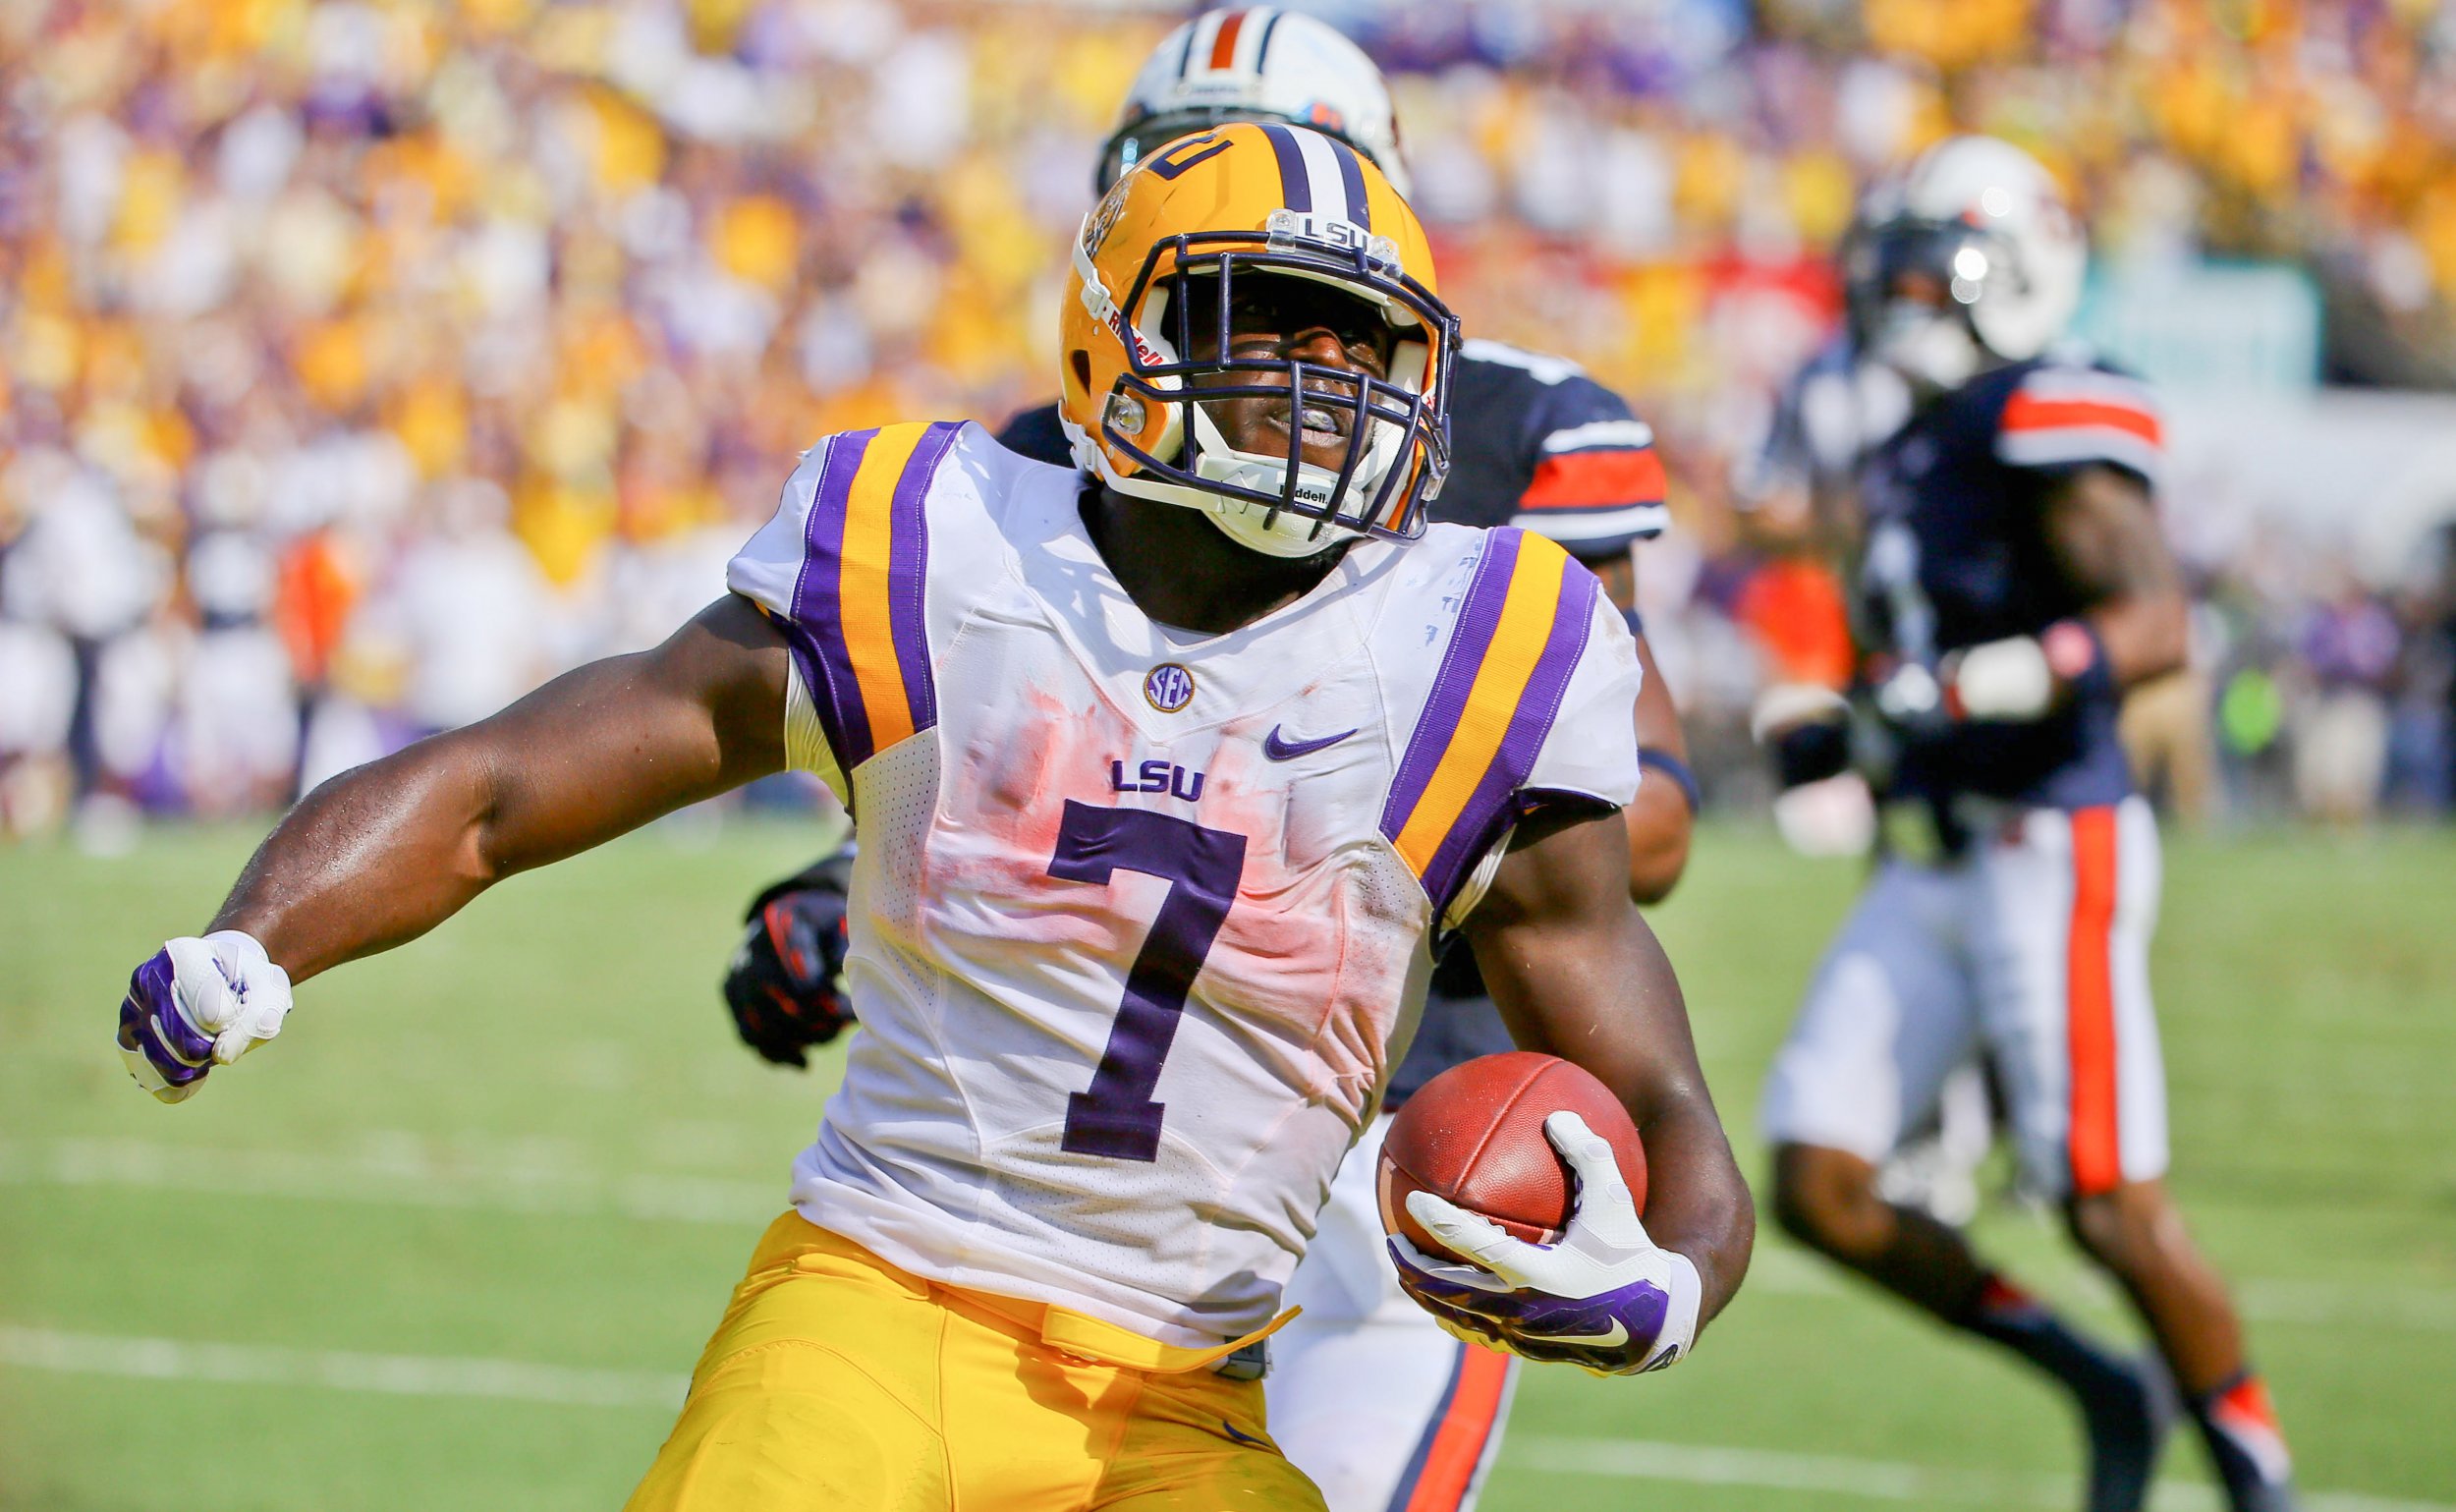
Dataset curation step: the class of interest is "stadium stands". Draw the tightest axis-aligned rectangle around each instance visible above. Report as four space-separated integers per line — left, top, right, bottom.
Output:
2 0 2451 833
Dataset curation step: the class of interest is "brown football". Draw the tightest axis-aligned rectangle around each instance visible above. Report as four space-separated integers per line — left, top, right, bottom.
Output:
1377 1050 1648 1263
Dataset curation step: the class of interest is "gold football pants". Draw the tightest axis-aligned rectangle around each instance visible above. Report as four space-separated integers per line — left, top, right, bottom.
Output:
625 1212 1324 1511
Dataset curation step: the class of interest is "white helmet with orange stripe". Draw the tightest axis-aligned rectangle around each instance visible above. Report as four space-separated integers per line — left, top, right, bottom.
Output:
1099 8 1409 197
1845 136 2087 393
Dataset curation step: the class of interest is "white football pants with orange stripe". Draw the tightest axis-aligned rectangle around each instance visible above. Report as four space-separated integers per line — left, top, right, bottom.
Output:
1269 1113 1520 1512
1761 797 2170 1200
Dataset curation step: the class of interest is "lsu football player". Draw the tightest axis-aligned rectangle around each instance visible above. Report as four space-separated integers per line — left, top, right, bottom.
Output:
1754 137 2300 1512
118 125 1753 1511
719 15 1699 1508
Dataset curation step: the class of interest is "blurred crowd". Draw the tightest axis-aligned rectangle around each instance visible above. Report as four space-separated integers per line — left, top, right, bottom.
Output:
6 0 2456 842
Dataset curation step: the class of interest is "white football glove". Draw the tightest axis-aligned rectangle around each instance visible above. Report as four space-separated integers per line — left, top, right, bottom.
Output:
1391 1111 1702 1375
116 930 293 1103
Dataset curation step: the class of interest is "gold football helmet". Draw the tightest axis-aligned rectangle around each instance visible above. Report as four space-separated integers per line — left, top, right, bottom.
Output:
1059 121 1456 557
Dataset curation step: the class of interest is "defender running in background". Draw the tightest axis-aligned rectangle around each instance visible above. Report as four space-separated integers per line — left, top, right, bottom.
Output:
1755 136 2301 1512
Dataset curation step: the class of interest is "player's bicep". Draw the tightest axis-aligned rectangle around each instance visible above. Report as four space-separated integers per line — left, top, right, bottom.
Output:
2039 466 2190 688
472 595 791 876
2041 465 2176 606
1463 806 1703 1112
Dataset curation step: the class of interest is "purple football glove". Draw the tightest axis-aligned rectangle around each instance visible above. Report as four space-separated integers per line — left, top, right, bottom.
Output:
1388 1110 1702 1375
117 931 293 1103
721 852 857 1068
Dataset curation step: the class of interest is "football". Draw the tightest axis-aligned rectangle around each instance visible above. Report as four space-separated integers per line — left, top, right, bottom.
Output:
1377 1050 1648 1264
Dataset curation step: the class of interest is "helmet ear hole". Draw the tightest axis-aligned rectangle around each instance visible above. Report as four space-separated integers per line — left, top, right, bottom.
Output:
1070 350 1092 395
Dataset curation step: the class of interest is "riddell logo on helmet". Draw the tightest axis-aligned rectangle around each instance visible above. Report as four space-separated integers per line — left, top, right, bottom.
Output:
1086 293 1168 370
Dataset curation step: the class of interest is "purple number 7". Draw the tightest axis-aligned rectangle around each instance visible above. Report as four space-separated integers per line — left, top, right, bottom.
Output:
1049 800 1248 1162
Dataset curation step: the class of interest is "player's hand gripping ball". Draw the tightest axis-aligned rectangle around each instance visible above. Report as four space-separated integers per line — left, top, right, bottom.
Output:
1378 1051 1701 1374
722 851 858 1068
117 931 293 1103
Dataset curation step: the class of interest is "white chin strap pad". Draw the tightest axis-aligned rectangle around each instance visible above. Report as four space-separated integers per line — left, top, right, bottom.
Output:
1873 305 1985 391
1187 405 1391 557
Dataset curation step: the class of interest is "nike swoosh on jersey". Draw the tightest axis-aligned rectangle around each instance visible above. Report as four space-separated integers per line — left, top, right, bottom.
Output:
1261 725 1359 761
1220 1419 1271 1448
1516 1319 1629 1348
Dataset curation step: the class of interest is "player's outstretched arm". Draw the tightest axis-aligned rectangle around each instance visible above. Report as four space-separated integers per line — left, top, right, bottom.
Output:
1462 805 1753 1326
118 597 789 1099
217 595 788 979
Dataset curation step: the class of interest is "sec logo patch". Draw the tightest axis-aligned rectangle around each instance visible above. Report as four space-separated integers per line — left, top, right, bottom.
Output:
1143 663 1196 712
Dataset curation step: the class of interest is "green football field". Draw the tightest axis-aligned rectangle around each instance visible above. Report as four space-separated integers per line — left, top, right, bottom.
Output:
2 819 2450 1511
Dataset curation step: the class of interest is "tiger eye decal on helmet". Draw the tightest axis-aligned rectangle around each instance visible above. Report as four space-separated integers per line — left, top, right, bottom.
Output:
1083 175 1132 257
1058 122 1457 559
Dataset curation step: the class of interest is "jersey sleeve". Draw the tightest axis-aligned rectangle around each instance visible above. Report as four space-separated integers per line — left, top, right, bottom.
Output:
1378 530 1642 918
1505 373 1670 558
727 420 969 792
1993 364 2164 485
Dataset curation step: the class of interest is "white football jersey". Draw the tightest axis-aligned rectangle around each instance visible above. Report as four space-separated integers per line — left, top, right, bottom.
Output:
726 420 1642 1347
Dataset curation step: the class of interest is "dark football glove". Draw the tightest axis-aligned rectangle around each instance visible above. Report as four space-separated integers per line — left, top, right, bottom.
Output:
1751 683 1855 789
722 849 857 1068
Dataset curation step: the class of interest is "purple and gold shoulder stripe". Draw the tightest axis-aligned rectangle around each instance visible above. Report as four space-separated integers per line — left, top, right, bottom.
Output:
1379 530 1600 911
780 420 961 772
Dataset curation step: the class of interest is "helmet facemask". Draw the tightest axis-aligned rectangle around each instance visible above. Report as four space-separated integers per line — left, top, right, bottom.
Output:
1846 217 2007 395
1846 137 2087 394
1074 227 1454 558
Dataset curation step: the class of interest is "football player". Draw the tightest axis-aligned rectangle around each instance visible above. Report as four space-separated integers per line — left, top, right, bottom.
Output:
1754 137 2300 1512
118 125 1752 1511
1740 330 2002 1230
720 15 1698 1508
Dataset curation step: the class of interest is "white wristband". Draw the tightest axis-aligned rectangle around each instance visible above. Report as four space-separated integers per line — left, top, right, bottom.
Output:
1948 636 2055 720
1750 682 1850 744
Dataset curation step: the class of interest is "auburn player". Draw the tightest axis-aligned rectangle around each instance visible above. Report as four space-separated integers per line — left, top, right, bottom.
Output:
721 16 1697 1508
1755 138 2299 1512
117 126 1751 1511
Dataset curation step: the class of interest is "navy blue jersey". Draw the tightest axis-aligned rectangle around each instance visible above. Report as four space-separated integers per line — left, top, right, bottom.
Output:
992 345 1668 1108
1734 334 1910 510
1436 339 1667 556
994 402 1073 472
1855 354 2164 812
